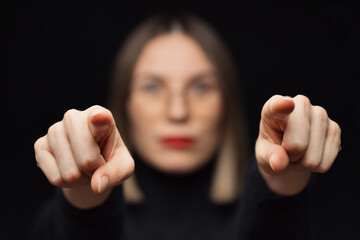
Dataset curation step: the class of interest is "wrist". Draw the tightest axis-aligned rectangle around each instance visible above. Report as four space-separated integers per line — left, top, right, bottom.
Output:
259 167 311 196
62 184 113 209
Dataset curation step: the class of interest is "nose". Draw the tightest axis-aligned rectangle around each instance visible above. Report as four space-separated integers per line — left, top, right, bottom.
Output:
166 93 189 123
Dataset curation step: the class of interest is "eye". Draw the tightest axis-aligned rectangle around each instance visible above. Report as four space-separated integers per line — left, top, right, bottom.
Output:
142 82 161 93
191 82 212 94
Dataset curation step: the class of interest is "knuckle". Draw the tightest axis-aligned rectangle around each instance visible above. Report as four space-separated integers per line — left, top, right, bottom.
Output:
34 136 45 153
47 122 63 137
328 121 342 139
34 139 40 152
312 106 328 123
294 95 311 112
77 151 100 171
294 94 310 105
316 165 329 173
48 175 64 187
302 158 321 170
294 98 311 123
62 169 82 183
337 125 342 137
284 140 308 154
63 109 80 124
35 156 43 169
64 108 79 119
35 154 44 168
333 122 341 136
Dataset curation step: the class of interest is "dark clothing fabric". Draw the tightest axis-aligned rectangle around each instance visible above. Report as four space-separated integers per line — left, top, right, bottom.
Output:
31 155 310 240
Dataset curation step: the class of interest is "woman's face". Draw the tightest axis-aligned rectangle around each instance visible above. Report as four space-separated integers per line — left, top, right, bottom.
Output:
127 32 223 174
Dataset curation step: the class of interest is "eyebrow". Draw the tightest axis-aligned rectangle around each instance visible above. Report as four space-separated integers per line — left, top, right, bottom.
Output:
132 73 164 84
132 70 218 85
189 71 217 82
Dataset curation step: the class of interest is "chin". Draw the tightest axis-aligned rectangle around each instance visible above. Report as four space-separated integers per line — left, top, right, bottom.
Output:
150 152 210 175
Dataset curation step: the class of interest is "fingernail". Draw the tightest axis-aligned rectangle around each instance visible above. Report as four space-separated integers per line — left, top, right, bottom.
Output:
269 155 276 172
98 176 109 194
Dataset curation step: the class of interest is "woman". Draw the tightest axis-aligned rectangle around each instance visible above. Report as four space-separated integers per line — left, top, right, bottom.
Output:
33 14 341 239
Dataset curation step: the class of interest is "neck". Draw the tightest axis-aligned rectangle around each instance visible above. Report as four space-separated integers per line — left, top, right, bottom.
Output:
132 152 216 206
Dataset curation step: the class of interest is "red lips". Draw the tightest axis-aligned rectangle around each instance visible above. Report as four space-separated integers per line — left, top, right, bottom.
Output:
161 137 195 149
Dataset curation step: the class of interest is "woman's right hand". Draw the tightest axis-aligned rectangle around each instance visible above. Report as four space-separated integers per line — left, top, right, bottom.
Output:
34 105 134 209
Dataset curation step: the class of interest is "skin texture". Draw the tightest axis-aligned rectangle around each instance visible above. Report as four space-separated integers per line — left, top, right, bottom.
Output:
256 95 341 195
34 33 341 209
127 33 223 174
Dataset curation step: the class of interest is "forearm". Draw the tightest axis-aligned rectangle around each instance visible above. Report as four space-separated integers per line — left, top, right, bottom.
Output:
259 167 311 196
32 186 124 240
239 155 311 239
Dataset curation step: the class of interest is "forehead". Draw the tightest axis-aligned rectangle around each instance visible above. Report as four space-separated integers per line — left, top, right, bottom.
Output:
133 33 215 78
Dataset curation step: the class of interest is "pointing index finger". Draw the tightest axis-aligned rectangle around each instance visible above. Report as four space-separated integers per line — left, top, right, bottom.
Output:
265 95 295 119
87 106 116 144
261 95 295 133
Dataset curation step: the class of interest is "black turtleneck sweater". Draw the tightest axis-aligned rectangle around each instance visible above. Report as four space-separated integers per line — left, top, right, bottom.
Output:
31 155 310 240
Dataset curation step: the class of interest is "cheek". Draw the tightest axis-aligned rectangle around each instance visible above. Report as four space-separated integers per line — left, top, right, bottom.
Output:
127 94 158 146
191 94 223 128
191 94 224 151
128 93 163 121
127 92 168 136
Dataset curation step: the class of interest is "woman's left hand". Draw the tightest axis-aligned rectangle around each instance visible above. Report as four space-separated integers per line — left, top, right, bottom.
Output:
255 95 341 195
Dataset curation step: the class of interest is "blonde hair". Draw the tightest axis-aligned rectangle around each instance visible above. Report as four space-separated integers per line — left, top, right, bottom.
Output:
109 13 249 204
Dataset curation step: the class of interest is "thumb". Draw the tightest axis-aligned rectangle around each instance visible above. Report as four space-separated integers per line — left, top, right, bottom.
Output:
90 137 135 194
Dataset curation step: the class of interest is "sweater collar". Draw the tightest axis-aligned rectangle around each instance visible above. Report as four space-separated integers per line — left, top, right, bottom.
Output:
132 152 217 207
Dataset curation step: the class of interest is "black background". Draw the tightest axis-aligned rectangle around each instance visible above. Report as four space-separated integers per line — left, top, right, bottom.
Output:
3 0 360 239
